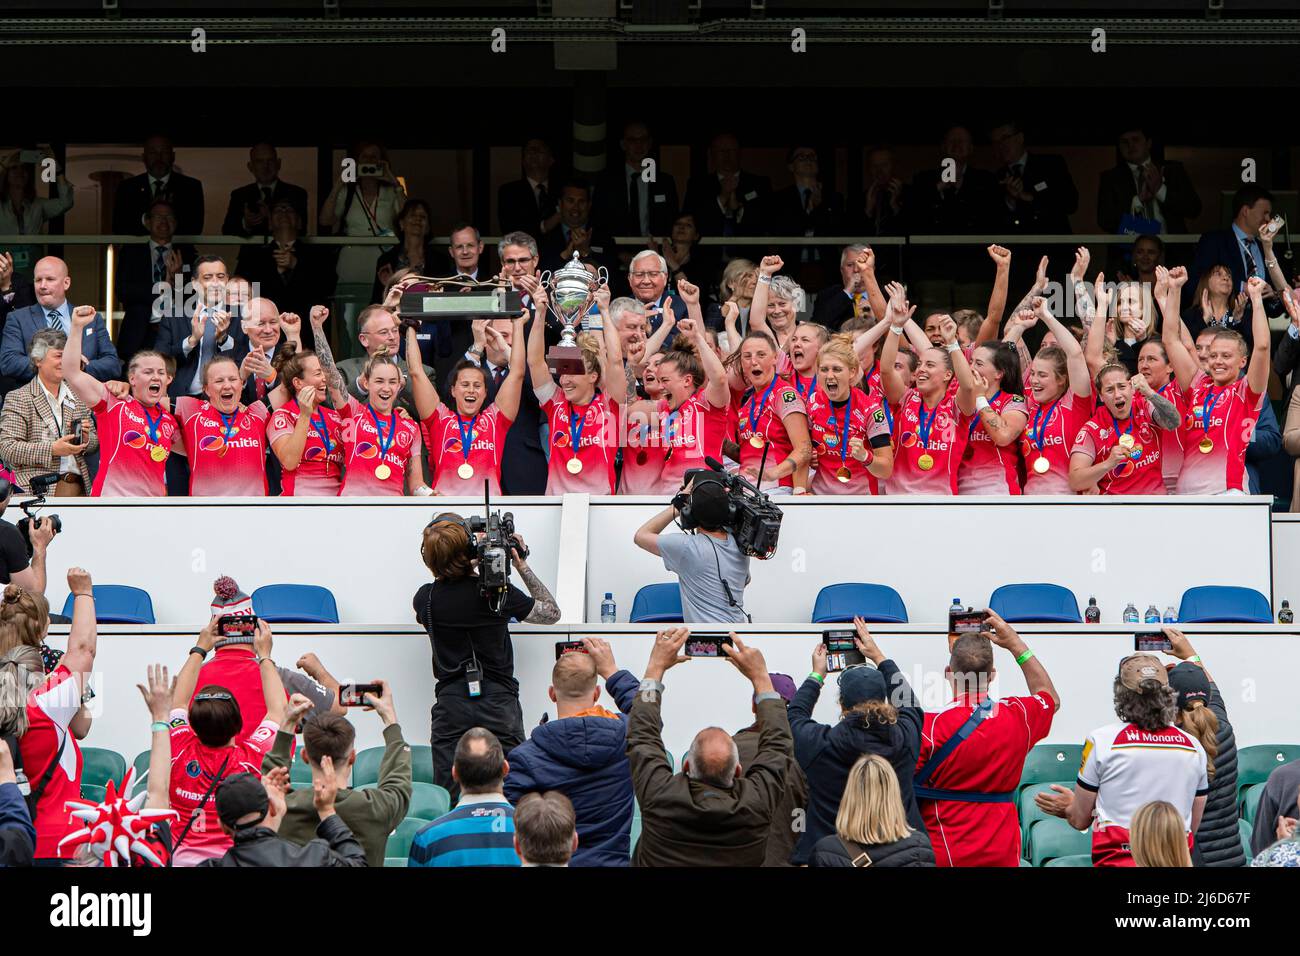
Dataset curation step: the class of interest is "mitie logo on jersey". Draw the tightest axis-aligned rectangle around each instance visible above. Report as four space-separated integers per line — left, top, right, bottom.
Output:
50 886 152 936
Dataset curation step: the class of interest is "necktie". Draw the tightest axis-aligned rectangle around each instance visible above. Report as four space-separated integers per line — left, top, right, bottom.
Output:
197 310 216 389
537 183 551 217
493 366 507 388
152 179 165 199
154 246 169 284
47 310 62 331
628 170 641 236
1243 240 1259 281
261 186 273 205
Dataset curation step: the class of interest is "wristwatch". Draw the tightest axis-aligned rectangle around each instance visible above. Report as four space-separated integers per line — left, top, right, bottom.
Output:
189 646 208 660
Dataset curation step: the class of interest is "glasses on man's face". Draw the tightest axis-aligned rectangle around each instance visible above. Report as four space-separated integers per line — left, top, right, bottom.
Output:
630 271 662 280
503 257 535 268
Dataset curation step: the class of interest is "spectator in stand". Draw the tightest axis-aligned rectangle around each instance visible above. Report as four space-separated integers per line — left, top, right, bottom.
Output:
1096 126 1201 236
1116 233 1165 287
262 682 411 867
221 142 309 239
200 766 366 867
1129 800 1193 867
334 304 434 419
168 614 286 866
239 200 335 345
789 618 925 866
593 121 680 260
0 329 96 496
0 257 119 391
1250 756 1300 857
1250 829 1300 867
682 132 770 266
1035 653 1208 867
915 612 1058 867
628 628 793 867
0 568 95 864
705 258 757 338
909 125 999 235
409 728 520 867
372 199 436 302
766 146 846 292
513 791 578 867
539 180 615 277
1187 185 1287 330
115 198 195 364
112 134 205 237
990 120 1078 235
1160 630 1244 867
0 148 74 280
808 754 936 868
0 252 37 335
498 139 560 240
502 637 638 867
0 738 34 867
155 254 235 399
654 214 709 297
625 249 688 340
732 673 807 866
810 245 871 332
859 147 908 237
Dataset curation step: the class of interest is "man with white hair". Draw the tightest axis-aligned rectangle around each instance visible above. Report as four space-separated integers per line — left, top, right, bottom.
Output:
810 244 873 331
626 249 687 337
627 627 794 867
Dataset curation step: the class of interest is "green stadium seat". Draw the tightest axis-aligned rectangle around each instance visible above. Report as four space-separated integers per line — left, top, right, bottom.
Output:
1028 818 1090 867
131 751 151 796
1045 853 1093 867
290 753 314 785
1018 744 1083 794
407 782 452 821
80 783 107 804
80 747 127 789
1018 858 1030 867
1019 782 1072 855
411 746 435 785
1238 818 1252 861
1235 745 1300 805
385 817 427 860
1240 782 1266 826
383 856 408 867
354 745 435 787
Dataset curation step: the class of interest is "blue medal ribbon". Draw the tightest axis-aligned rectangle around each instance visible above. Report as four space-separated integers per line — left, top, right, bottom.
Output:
142 404 164 448
217 408 239 443
311 408 333 456
747 378 779 438
456 411 480 462
367 404 397 460
827 396 853 464
1030 399 1060 453
969 389 1001 440
794 372 817 400
568 400 589 456
916 399 939 451
1200 386 1223 436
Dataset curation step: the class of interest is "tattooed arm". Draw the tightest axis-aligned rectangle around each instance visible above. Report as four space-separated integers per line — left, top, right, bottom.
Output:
309 305 349 408
512 542 561 624
1133 374 1180 430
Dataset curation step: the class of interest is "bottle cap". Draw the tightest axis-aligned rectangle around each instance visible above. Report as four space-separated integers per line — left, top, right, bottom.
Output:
604 592 613 599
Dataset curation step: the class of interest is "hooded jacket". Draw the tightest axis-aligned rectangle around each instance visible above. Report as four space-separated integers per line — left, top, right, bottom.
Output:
502 668 639 867
788 660 926 866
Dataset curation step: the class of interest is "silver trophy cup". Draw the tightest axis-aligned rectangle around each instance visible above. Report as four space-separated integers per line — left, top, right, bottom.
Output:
538 252 608 375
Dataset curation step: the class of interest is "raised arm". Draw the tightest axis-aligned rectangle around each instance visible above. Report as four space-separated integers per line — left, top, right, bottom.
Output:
1133 373 1181 431
941 316 978 416
1009 254 1051 319
686 314 730 409
173 619 217 711
1034 296 1091 399
493 316 528 422
62 306 107 409
642 295 676 358
1246 277 1272 397
60 568 98 690
595 286 628 406
253 620 287 728
523 279 554 393
137 664 176 811
878 283 912 407
1159 265 1199 391
975 244 1012 343
404 325 440 421
633 504 678 558
1083 272 1109 382
748 255 783 338
854 247 888 323
309 305 348 408
852 318 891 370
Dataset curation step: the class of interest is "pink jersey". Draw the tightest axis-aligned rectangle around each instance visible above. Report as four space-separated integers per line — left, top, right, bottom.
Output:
732 378 806 490
807 388 892 494
265 399 345 496
655 390 730 493
790 369 819 405
338 397 422 496
619 406 666 494
1071 396 1166 495
886 388 972 495
1021 390 1092 495
423 403 512 497
90 394 178 497
1155 380 1185 493
1175 375 1264 495
541 387 620 494
20 664 83 858
175 397 268 496
959 391 1028 495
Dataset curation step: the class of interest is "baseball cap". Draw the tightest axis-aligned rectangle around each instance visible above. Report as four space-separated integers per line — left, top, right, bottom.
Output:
838 664 888 708
1167 662 1211 710
214 772 269 829
755 672 798 705
1119 654 1169 691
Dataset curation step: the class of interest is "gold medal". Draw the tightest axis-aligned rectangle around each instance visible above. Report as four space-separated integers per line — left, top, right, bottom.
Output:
457 463 474 480
1198 437 1214 454
917 453 935 471
374 463 392 480
749 434 765 449
566 457 584 475
835 466 852 483
150 445 167 462
1118 434 1135 449
1032 456 1050 474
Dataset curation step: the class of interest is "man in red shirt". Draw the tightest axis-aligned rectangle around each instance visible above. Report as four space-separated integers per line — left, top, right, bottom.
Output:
914 610 1059 867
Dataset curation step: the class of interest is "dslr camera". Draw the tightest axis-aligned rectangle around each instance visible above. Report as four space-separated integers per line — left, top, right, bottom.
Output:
16 473 62 559
671 457 783 559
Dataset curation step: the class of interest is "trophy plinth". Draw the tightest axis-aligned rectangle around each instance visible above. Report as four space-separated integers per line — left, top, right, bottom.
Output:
539 252 608 377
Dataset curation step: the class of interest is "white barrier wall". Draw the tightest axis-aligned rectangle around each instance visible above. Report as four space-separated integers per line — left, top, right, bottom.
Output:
56 623 1299 772
1273 515 1300 613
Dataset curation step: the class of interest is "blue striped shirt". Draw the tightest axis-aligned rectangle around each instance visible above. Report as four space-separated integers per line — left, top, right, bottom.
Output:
408 798 519 867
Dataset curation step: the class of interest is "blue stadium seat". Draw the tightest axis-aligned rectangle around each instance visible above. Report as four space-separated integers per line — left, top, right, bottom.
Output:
251 584 340 624
1176 586 1271 624
60 585 154 624
630 584 683 624
810 583 908 624
988 584 1081 624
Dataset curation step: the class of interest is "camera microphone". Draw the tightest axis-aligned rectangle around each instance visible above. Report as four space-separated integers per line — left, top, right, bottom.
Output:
703 456 726 472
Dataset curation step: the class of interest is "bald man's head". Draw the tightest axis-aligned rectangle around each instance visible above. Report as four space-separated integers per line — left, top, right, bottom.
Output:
243 297 282 350
550 652 597 703
686 727 740 789
33 257 71 308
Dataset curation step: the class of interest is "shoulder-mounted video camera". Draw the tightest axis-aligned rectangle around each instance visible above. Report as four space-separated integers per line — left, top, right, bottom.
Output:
428 481 529 610
670 456 783 560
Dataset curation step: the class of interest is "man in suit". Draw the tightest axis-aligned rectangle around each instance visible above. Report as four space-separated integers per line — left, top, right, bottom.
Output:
0 257 119 395
682 132 770 255
1097 126 1202 236
1187 185 1286 340
498 139 561 239
989 121 1078 235
858 146 909 238
593 121 680 262
764 146 846 293
405 222 485 392
0 251 35 338
0 329 97 496
221 142 309 239
627 249 689 340
809 244 871 332
238 199 334 344
539 180 617 277
112 134 205 237
155 254 237 399
115 198 197 365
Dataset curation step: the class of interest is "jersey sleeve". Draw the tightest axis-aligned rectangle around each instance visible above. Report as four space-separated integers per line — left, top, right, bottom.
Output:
247 402 270 424
168 707 195 747
866 404 891 445
1072 421 1100 459
245 719 280 755
1004 394 1029 417
174 396 198 423
1077 734 1101 791
1016 693 1055 746
31 665 81 730
265 408 296 444
774 385 807 420
535 380 559 406
93 393 122 416
279 669 334 717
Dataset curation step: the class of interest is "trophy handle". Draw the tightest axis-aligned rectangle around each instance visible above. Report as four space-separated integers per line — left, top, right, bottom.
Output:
596 266 610 288
538 270 552 286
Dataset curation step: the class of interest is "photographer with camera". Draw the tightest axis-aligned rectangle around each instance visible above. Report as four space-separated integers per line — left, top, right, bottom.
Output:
0 479 54 592
415 513 561 799
634 477 752 625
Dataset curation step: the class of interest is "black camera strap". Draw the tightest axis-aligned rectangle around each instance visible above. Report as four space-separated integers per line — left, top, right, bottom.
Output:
703 531 750 624
170 753 231 857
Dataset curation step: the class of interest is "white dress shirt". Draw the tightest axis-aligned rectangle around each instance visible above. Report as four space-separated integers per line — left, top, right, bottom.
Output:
38 378 78 474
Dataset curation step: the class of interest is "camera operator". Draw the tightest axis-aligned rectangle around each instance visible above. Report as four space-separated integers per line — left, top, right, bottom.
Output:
633 478 751 625
0 481 54 592
414 514 561 799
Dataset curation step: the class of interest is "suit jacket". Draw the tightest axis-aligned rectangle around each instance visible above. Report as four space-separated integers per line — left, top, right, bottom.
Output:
592 166 679 238
764 184 847 267
0 377 98 489
239 240 336 324
1096 160 1201 235
1188 228 1289 319
0 277 36 338
222 181 310 238
682 170 771 238
809 285 857 331
908 166 1000 234
155 308 239 398
114 242 198 358
0 306 120 384
538 224 618 277
498 178 556 238
112 171 205 236
992 153 1078 234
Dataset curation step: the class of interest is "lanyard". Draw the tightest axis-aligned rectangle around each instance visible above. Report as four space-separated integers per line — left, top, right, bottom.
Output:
827 397 853 464
1030 399 1060 452
367 404 397 459
916 398 939 448
142 404 164 446
1111 412 1132 439
1201 386 1223 434
217 408 239 443
794 372 817 400
747 379 778 435
311 408 333 456
969 389 1001 439
456 411 480 461
664 408 682 444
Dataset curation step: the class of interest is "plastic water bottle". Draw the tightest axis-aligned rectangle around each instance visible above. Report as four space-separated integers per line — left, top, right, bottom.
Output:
1280 600 1294 624
1163 606 1177 623
1144 605 1160 624
600 592 617 624
1084 596 1100 624
1122 602 1139 624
